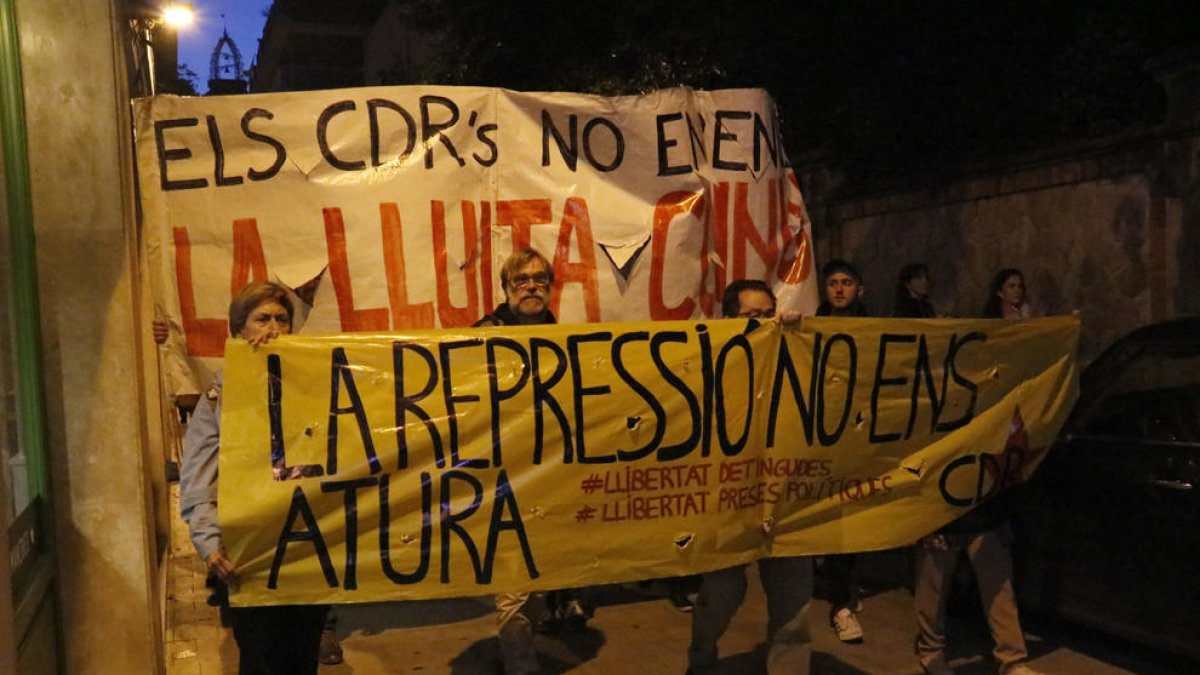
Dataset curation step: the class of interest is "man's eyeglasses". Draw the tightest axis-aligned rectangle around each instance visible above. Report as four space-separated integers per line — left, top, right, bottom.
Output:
737 309 775 319
509 273 551 289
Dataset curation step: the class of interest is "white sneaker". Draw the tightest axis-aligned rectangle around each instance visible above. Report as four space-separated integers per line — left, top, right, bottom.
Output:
831 607 864 642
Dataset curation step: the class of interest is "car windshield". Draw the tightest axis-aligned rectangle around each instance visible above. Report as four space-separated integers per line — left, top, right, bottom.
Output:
1077 344 1200 443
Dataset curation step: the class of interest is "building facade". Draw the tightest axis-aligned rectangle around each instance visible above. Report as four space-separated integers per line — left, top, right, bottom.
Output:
2 0 167 671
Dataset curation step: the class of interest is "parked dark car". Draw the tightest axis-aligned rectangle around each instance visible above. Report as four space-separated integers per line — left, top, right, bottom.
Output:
1011 317 1200 661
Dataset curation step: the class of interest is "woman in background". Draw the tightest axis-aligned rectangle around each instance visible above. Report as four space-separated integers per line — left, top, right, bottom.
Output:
982 268 1031 318
911 269 1042 675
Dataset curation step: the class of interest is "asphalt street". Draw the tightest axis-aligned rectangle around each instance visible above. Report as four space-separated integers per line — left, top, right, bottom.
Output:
165 485 1191 675
309 576 1190 674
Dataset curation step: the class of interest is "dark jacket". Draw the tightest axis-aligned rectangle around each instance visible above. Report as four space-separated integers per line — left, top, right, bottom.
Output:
473 303 557 327
893 295 936 318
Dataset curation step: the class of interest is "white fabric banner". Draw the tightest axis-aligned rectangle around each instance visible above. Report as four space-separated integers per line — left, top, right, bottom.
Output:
134 86 818 393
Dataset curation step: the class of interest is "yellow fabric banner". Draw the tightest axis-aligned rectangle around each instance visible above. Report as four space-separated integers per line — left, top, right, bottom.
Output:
219 315 1078 606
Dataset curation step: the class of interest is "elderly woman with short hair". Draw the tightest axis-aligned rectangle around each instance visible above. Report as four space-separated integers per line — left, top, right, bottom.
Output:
180 281 329 674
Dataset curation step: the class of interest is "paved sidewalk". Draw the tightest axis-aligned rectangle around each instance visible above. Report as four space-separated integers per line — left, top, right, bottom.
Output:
164 483 1160 674
165 483 236 675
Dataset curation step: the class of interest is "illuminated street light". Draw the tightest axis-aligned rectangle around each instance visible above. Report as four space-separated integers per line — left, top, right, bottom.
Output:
129 2 195 95
162 3 194 29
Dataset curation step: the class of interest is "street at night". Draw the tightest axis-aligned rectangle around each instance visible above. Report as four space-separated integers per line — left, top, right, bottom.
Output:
165 489 1191 674
4 2 1199 673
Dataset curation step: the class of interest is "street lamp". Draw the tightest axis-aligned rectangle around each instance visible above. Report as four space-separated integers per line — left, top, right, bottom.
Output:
162 3 195 29
130 2 195 95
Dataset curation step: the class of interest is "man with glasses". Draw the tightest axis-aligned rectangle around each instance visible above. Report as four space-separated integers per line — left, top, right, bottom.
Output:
687 279 813 675
474 248 587 673
475 248 557 327
721 279 778 320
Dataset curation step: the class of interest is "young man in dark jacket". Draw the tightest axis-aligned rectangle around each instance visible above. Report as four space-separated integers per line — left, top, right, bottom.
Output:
813 259 869 641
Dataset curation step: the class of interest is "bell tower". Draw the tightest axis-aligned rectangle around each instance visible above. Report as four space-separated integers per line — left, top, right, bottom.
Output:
207 26 247 95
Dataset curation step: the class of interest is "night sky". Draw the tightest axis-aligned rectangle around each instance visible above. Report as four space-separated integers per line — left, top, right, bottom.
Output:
167 0 1198 180
390 0 1198 182
175 0 272 92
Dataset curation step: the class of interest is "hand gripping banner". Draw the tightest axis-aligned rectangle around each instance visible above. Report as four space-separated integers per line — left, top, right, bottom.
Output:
218 315 1079 606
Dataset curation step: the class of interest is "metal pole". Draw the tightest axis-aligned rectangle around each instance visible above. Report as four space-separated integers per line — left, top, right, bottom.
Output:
143 24 156 95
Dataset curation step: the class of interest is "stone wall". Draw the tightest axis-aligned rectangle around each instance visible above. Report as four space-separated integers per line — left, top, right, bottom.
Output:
802 128 1198 364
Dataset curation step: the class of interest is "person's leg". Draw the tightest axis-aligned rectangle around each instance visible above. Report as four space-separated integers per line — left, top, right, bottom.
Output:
759 556 813 675
667 574 702 612
824 553 863 641
226 606 272 675
277 604 330 675
227 604 327 675
914 536 961 672
687 565 749 671
823 553 859 610
496 592 543 675
967 528 1029 671
319 606 343 665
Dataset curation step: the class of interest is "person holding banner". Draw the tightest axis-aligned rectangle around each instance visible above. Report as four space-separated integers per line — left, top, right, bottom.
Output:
816 258 869 318
815 259 869 642
912 271 1044 675
180 281 329 674
686 279 813 675
474 248 587 674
